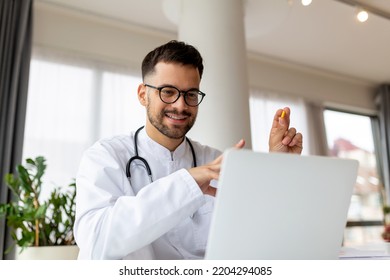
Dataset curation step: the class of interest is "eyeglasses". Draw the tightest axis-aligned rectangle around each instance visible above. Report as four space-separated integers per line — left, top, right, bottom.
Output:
144 84 205 107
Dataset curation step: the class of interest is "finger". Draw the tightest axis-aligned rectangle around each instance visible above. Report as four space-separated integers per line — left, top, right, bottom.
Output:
271 108 285 129
282 127 297 145
272 107 290 127
234 139 245 149
209 153 223 165
288 132 303 147
208 163 221 173
204 186 217 197
205 168 220 183
279 107 291 127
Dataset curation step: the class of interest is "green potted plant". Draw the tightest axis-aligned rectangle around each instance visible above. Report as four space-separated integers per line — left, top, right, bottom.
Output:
383 205 390 242
0 156 78 259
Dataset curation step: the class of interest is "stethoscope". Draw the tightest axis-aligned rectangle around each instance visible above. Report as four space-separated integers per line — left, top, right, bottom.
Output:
126 126 197 183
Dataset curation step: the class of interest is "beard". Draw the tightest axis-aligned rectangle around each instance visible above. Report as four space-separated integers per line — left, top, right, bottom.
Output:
146 104 197 140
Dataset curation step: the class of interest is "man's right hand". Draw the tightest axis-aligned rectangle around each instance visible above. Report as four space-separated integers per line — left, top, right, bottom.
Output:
188 139 245 196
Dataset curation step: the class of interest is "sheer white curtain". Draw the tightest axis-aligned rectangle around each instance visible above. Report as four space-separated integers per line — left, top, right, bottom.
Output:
100 72 144 139
23 49 143 199
249 89 311 155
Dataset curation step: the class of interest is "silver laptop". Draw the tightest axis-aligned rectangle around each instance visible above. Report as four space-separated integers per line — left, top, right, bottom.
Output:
205 149 358 260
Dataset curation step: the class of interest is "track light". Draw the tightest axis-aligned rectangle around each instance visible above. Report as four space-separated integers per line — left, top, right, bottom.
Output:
301 0 312 6
334 0 390 23
356 8 369 22
295 0 389 23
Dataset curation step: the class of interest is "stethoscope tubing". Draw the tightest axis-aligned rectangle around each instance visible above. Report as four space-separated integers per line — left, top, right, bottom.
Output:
126 126 197 182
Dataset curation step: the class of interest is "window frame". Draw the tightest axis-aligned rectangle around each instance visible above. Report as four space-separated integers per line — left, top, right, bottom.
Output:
323 107 386 230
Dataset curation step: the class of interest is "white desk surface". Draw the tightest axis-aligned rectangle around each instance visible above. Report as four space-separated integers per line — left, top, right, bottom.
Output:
340 242 390 259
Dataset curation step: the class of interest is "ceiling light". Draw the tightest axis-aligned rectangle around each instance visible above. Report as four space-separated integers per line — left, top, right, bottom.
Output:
334 0 390 23
356 9 369 22
301 0 312 6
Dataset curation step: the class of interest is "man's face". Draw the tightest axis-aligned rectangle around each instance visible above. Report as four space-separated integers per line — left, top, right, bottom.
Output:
139 62 201 140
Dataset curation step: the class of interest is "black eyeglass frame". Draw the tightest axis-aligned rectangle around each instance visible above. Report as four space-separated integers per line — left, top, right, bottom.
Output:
144 83 206 107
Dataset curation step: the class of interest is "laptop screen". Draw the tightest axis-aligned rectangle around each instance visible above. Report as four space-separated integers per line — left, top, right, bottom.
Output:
205 149 358 259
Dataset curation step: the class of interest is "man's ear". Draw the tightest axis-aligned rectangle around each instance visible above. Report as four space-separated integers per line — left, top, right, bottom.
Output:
137 83 147 106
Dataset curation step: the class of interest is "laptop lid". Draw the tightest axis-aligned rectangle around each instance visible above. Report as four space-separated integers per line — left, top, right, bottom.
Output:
205 149 358 260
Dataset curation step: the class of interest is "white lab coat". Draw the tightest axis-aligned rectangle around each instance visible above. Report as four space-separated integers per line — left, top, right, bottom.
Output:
74 128 221 259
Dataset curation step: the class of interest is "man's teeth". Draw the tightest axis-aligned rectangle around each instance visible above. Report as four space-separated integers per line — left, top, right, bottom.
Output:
166 114 186 120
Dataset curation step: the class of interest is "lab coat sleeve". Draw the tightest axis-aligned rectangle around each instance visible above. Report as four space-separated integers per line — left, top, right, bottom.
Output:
74 142 206 259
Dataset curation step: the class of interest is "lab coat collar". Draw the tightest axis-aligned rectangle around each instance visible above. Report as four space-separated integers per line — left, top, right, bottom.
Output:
139 128 188 162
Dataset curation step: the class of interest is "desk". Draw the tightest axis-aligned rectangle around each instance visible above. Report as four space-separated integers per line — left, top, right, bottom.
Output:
340 242 390 259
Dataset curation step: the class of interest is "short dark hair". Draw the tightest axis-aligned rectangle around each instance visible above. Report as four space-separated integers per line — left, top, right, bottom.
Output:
141 40 204 80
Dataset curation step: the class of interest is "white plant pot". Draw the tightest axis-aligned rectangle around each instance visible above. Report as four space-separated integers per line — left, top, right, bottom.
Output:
15 245 79 260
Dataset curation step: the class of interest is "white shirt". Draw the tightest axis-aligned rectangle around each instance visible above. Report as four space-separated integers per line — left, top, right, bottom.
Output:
74 128 221 259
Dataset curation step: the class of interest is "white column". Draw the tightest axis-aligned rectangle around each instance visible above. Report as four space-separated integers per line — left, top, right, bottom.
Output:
178 0 252 151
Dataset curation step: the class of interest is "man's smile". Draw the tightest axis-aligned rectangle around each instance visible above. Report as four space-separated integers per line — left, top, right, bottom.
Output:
166 113 188 120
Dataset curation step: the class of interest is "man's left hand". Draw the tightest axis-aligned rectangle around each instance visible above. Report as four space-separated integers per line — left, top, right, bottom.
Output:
268 107 303 154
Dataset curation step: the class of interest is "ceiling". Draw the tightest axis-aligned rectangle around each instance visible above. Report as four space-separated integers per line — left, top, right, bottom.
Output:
37 0 390 85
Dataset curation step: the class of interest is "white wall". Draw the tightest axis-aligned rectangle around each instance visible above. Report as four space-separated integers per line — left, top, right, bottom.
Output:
248 54 376 114
33 1 377 115
33 2 172 69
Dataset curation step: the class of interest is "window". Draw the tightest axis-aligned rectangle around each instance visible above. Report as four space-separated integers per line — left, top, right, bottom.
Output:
23 53 143 200
323 109 384 246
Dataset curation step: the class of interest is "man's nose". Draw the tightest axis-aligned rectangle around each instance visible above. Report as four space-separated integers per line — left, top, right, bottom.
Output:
172 92 188 109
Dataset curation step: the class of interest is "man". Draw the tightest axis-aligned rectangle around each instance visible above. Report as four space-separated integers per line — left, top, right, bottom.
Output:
74 40 303 259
